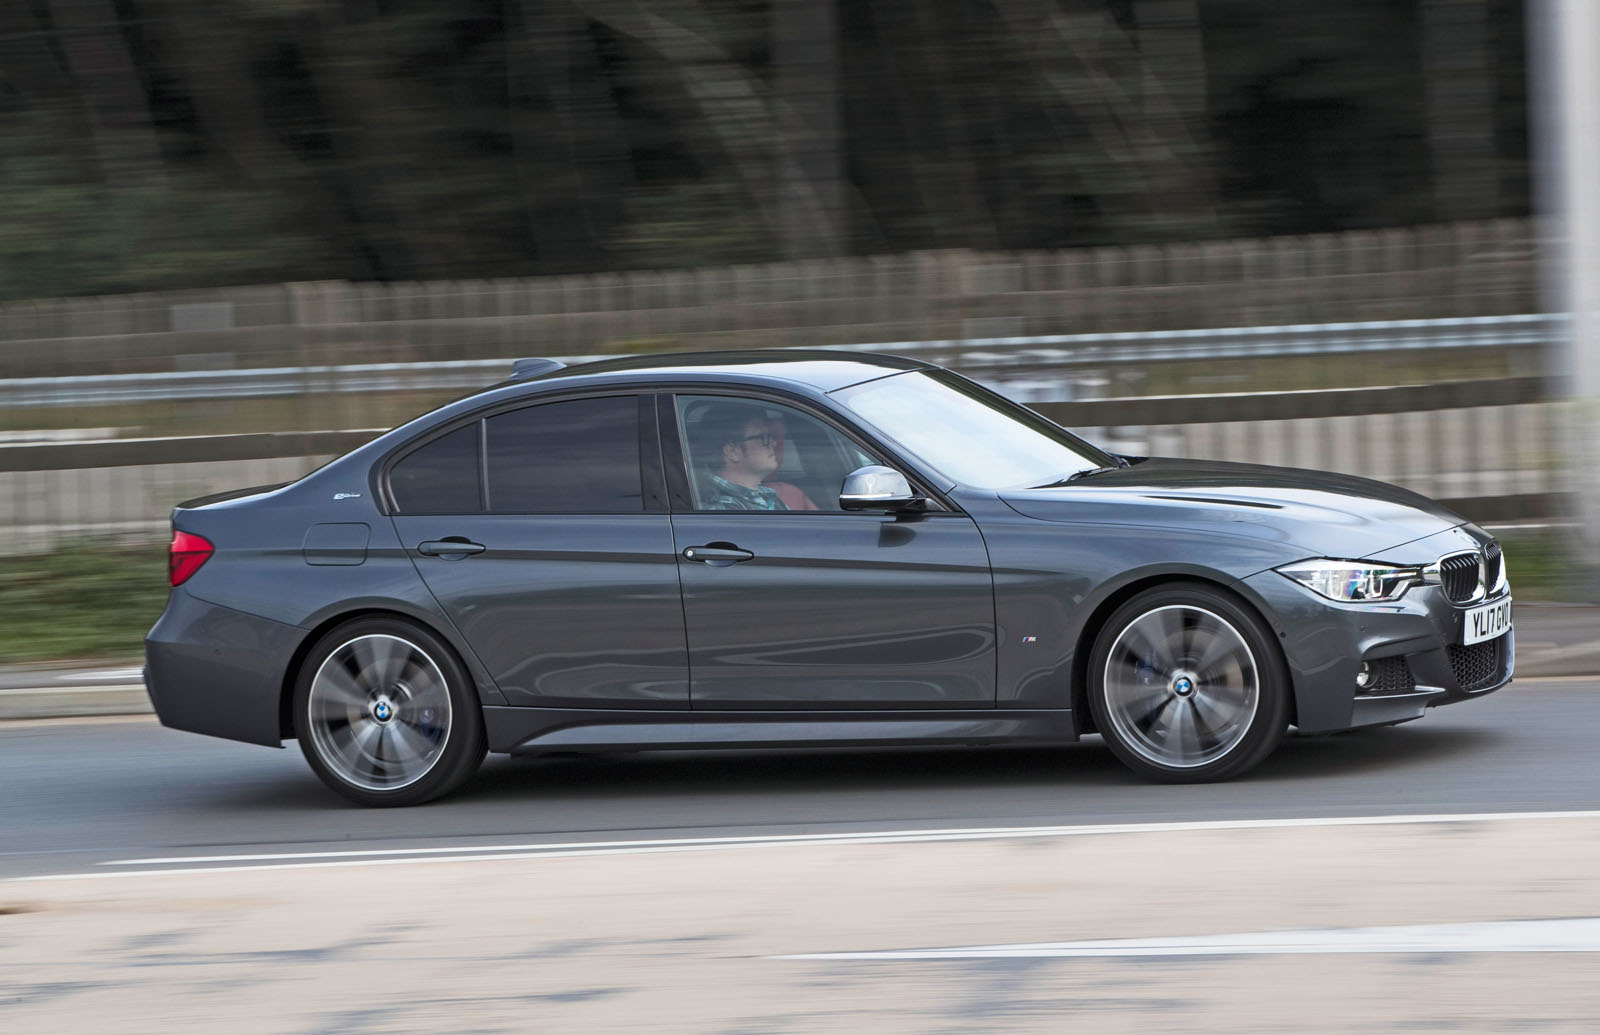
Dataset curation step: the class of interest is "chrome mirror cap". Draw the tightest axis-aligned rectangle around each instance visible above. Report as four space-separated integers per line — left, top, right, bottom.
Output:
839 465 924 512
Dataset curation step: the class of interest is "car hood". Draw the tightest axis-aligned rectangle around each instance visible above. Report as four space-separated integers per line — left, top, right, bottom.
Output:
998 458 1465 559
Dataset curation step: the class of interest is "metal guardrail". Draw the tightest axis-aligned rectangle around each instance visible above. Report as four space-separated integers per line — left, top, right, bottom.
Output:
1029 377 1552 427
0 314 1563 409
849 313 1561 367
0 430 383 473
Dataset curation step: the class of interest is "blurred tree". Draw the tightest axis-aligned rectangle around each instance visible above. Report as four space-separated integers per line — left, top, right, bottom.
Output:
774 0 843 259
0 105 326 299
0 0 1533 299
1421 0 1499 220
1200 1 1431 234
507 0 631 269
46 0 166 182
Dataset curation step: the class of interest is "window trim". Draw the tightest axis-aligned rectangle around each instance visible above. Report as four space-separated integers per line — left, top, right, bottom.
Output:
660 386 958 516
376 389 666 517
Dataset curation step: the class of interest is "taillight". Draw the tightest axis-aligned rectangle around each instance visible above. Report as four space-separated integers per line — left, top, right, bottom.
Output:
169 530 214 586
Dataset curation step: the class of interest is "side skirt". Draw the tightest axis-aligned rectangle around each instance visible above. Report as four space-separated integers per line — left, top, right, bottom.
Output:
483 706 1078 756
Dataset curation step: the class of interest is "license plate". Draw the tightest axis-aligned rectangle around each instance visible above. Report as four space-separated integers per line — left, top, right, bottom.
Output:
1463 596 1512 646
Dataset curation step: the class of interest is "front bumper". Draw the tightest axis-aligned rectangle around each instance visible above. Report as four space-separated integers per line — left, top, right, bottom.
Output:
1237 568 1513 735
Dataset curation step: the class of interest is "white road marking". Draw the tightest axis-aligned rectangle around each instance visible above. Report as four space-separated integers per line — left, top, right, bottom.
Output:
52 668 143 684
3 809 1592 883
0 686 145 697
104 809 1600 866
778 917 1600 960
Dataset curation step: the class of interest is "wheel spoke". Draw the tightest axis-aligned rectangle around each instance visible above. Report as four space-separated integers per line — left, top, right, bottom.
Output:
390 720 436 760
312 667 367 714
1189 690 1226 734
1178 610 1202 664
350 719 382 758
1170 701 1199 760
1134 692 1175 731
403 663 447 707
1117 620 1171 673
1154 608 1185 661
355 636 408 689
1191 627 1237 677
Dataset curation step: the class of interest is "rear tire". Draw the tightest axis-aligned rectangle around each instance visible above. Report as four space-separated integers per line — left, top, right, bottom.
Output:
293 617 486 806
1087 584 1288 782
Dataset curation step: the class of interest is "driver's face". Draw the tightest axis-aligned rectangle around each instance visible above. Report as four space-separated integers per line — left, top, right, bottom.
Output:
730 419 779 476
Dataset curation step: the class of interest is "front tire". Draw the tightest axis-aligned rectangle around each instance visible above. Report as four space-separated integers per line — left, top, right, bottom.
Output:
293 617 486 806
1087 584 1288 782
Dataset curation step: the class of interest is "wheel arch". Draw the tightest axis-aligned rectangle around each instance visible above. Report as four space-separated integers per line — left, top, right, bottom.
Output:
1068 573 1296 735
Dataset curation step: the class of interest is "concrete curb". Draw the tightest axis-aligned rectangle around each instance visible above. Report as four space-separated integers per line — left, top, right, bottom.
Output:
0 685 152 720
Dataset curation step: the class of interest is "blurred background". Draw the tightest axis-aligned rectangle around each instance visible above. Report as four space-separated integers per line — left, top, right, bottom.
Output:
0 0 1590 662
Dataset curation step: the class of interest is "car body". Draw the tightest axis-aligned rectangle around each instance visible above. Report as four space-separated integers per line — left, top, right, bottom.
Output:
145 351 1513 804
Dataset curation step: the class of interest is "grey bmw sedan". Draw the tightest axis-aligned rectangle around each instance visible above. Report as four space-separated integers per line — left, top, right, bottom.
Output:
145 351 1512 805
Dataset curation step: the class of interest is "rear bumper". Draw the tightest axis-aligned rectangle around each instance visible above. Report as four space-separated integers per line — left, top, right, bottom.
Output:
1238 570 1513 734
144 589 302 747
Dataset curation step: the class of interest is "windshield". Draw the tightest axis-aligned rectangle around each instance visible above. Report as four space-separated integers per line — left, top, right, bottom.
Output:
834 370 1117 490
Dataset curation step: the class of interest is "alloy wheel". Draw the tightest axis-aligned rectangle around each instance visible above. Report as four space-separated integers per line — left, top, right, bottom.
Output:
305 633 453 792
1101 604 1261 769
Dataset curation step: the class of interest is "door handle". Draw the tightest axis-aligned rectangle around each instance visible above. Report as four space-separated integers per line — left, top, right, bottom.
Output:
417 538 486 557
682 544 755 565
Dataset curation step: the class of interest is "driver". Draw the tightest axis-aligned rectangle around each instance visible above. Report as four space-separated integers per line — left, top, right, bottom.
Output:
694 404 790 511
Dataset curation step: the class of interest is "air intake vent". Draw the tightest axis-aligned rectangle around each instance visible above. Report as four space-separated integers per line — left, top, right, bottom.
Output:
1438 551 1480 604
1361 656 1416 694
1448 637 1503 691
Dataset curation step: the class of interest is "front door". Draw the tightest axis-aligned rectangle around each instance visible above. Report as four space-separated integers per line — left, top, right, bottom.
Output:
666 393 995 708
388 394 688 708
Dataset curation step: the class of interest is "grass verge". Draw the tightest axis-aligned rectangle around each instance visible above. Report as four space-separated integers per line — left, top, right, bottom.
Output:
0 541 168 664
1493 528 1586 603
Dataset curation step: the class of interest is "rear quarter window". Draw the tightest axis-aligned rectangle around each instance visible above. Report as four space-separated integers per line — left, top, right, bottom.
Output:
389 423 482 514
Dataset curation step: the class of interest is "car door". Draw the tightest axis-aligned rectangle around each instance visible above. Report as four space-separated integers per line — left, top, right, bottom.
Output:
387 393 689 708
664 392 996 708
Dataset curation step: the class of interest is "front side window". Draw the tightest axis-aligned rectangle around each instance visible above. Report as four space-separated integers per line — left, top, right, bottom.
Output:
486 396 643 513
676 396 878 513
835 370 1115 490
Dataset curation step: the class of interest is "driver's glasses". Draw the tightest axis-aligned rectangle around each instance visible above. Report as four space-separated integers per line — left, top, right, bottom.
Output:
738 432 776 449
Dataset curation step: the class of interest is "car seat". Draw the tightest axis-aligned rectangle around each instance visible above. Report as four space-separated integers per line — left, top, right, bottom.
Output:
762 417 820 511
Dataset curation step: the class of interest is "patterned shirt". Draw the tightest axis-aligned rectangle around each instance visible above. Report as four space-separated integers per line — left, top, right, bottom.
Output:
703 474 788 511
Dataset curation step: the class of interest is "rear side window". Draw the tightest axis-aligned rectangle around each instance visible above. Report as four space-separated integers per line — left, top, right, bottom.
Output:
389 423 482 514
485 396 642 513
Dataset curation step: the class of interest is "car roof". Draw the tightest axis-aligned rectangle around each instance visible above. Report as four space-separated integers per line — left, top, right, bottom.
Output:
497 349 935 394
343 349 938 471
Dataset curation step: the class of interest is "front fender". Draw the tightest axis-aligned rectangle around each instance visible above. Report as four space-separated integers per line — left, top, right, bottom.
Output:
976 509 1301 709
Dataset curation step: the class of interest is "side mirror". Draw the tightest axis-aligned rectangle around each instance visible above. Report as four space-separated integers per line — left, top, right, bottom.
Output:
839 466 925 513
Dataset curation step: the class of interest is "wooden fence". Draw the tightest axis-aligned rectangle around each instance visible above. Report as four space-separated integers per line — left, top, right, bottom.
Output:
0 219 1540 381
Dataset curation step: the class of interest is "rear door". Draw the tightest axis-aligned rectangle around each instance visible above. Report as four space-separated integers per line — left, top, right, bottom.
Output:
664 392 996 708
387 393 688 708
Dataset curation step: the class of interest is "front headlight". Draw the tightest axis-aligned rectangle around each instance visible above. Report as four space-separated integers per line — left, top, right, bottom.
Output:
1493 552 1510 594
1276 559 1423 603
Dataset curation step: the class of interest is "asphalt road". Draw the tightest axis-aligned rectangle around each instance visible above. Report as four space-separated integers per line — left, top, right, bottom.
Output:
2 678 1596 882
